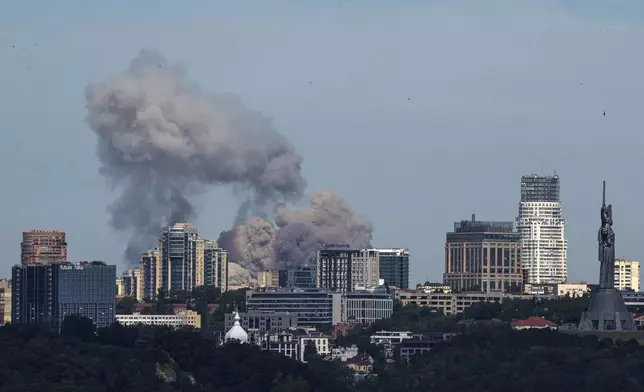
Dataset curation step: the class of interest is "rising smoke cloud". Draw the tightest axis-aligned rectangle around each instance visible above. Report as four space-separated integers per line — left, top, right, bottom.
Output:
85 49 306 263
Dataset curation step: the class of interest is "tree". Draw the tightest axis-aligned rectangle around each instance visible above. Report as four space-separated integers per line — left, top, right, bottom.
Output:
61 314 96 342
303 340 318 362
116 296 137 315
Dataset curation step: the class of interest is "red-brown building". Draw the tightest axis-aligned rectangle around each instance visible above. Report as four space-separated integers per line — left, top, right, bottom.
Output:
21 230 67 265
511 316 557 330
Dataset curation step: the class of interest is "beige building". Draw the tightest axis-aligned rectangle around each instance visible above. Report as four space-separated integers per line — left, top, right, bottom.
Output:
0 280 11 324
258 270 279 288
556 283 589 297
117 268 144 301
352 249 380 290
444 215 523 293
615 259 640 291
394 289 528 315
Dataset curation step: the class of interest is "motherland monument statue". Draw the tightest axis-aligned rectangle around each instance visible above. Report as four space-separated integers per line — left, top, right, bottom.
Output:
578 181 636 331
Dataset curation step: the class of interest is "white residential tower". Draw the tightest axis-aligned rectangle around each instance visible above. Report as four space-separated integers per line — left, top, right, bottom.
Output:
516 174 567 284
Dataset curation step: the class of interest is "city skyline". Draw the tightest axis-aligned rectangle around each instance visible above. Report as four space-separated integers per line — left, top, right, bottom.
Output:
2 1 644 284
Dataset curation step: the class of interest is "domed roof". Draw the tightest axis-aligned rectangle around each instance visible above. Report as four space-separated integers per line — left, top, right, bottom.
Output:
224 312 248 343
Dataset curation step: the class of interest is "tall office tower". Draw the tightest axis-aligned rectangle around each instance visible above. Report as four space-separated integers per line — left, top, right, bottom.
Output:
159 223 199 292
203 240 228 292
140 249 161 299
0 280 12 324
12 262 116 329
444 214 523 293
21 230 67 265
614 259 640 291
516 174 567 284
12 264 58 326
317 246 380 293
57 262 116 329
377 249 410 289
117 268 143 300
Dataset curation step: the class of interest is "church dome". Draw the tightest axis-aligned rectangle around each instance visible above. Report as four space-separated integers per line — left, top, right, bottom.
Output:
225 312 248 343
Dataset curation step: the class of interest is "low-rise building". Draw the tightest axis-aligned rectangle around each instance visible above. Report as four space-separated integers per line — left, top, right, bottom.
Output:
511 317 557 330
394 289 526 315
399 333 458 362
345 354 374 374
116 310 201 329
370 330 413 345
556 283 589 297
265 329 330 363
329 345 359 362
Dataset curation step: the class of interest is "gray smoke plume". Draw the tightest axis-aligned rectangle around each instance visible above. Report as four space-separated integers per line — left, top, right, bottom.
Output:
273 191 373 267
234 218 277 275
234 191 373 273
85 49 306 264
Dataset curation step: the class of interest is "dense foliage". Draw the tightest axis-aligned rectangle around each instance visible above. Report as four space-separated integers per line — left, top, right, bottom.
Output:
0 319 351 392
358 327 644 392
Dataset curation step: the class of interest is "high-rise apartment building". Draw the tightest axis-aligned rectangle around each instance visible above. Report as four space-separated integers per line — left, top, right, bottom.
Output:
317 246 380 293
614 259 640 291
516 174 567 284
141 249 161 299
377 248 410 289
160 223 199 292
140 224 228 299
21 230 67 265
12 262 116 329
203 239 228 292
279 266 316 289
117 268 143 300
444 214 523 293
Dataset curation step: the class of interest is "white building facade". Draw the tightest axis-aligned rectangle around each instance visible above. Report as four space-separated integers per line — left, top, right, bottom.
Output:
516 175 567 284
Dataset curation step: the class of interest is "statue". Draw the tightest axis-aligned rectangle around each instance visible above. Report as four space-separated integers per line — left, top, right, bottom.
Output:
578 181 636 331
597 181 615 289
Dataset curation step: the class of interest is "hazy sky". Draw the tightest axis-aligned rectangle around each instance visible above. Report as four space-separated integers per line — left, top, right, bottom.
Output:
1 0 643 284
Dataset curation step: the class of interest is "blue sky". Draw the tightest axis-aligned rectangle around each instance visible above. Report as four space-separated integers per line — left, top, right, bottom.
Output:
1 0 644 283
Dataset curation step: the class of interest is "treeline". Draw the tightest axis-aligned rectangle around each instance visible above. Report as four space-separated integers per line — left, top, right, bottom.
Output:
356 327 644 392
0 316 351 392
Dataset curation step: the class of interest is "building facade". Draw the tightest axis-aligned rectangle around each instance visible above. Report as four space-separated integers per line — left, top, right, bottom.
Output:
614 259 640 291
317 246 380 293
21 230 67 265
279 266 316 289
12 264 58 327
246 289 342 327
140 249 161 299
160 223 199 292
224 311 298 335
516 174 567 284
58 262 116 329
202 239 228 292
444 214 522 293
394 289 527 315
116 310 201 329
377 248 410 289
342 291 393 324
0 280 10 324
117 268 143 300
12 262 116 329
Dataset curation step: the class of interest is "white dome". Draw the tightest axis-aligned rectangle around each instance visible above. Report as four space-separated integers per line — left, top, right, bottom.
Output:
224 312 248 343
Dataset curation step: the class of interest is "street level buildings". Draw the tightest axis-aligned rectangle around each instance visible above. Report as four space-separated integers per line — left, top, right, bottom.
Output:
444 214 523 293
614 259 640 292
516 174 567 284
21 230 67 265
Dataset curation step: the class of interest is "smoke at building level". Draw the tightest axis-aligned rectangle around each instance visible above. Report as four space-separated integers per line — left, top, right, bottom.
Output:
85 49 372 276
